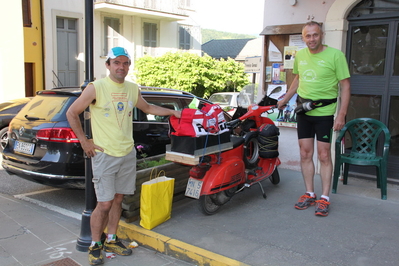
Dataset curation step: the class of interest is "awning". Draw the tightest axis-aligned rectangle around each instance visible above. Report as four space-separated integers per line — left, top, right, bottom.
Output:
260 23 309 35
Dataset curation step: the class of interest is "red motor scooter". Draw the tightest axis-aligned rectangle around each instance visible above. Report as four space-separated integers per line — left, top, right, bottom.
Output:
184 86 282 215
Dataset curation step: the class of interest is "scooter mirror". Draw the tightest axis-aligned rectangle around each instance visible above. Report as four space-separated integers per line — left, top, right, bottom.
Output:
268 86 282 96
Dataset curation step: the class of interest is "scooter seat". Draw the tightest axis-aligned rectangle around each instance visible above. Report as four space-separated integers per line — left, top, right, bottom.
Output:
231 135 245 148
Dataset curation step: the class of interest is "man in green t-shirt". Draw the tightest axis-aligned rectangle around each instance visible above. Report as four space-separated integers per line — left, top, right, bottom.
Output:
278 21 351 217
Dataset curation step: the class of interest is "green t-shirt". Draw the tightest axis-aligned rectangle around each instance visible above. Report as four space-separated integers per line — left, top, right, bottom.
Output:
293 45 350 116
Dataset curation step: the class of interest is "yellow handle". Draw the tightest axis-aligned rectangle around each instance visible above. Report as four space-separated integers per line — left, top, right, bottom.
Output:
149 168 166 180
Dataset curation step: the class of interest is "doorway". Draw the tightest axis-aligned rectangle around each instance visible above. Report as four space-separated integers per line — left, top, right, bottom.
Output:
56 17 78 87
346 1 399 180
24 63 34 97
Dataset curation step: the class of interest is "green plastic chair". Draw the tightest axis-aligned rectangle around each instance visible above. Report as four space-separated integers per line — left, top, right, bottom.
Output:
332 118 391 200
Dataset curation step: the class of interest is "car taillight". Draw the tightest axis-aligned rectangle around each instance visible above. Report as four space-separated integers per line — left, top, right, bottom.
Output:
38 91 57 94
189 164 210 179
36 128 80 143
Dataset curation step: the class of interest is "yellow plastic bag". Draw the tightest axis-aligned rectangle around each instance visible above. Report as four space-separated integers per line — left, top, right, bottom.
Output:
140 169 175 230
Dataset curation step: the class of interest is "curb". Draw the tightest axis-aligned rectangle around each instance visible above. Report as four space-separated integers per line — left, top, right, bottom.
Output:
117 220 250 266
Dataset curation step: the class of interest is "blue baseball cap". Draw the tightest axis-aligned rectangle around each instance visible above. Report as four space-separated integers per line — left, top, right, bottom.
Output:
106 47 130 60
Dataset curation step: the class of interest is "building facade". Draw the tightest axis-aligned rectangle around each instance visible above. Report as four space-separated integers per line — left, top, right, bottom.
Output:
259 0 399 180
1 0 201 101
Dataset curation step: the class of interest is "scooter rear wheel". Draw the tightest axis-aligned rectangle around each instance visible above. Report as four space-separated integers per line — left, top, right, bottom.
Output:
269 168 280 185
198 195 221 215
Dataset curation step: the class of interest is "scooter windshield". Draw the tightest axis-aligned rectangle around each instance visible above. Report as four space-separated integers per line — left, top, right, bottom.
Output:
237 84 258 108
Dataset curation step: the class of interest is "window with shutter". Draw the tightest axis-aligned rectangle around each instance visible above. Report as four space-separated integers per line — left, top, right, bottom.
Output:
179 26 192 50
104 17 120 55
144 22 157 47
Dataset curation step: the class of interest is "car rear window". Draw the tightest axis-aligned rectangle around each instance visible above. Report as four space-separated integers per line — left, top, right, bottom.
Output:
15 94 76 122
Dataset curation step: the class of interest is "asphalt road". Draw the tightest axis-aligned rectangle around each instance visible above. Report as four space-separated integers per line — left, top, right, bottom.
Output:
0 156 86 217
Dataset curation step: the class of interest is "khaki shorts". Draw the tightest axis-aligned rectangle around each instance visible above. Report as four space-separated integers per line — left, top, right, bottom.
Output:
91 149 137 202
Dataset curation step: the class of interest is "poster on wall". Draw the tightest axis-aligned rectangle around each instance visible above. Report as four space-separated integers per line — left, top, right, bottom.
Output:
265 66 272 82
269 40 282 62
266 84 286 100
272 63 286 84
289 35 307 49
283 46 298 69
266 84 298 128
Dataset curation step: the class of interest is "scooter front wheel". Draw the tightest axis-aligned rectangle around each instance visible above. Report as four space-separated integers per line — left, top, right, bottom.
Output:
269 167 280 185
198 195 221 215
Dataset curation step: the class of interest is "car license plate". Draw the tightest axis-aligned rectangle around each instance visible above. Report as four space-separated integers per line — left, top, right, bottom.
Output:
14 140 35 155
185 178 203 199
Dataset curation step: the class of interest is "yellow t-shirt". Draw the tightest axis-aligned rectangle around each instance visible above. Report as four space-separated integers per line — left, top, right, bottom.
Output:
90 76 139 157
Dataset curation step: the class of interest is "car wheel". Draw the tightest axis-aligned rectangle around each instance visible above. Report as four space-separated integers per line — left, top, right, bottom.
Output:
0 127 9 153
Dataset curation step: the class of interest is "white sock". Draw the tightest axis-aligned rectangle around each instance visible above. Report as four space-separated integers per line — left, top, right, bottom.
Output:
306 192 315 197
107 234 116 242
91 240 102 247
321 195 330 201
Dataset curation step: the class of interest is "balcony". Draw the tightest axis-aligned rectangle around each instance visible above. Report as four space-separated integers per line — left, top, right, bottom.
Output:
94 0 192 19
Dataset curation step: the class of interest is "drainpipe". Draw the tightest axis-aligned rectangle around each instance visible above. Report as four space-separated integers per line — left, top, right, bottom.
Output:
76 0 95 252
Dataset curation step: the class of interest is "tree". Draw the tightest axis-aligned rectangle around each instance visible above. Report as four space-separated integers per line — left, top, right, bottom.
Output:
134 52 249 98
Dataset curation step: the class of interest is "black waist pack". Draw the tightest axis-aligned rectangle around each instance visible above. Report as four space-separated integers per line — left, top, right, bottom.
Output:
294 95 337 115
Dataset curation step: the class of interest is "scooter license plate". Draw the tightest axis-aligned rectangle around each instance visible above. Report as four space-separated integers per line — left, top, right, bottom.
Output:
185 178 203 199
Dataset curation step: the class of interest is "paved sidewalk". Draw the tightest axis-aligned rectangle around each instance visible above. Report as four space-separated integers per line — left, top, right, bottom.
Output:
2 167 399 266
0 192 194 266
119 168 399 266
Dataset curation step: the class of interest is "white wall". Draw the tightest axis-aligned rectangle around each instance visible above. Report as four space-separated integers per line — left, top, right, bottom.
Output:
263 0 335 26
0 1 25 101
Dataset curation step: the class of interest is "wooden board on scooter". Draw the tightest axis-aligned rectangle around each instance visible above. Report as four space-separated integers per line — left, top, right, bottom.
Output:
165 142 233 165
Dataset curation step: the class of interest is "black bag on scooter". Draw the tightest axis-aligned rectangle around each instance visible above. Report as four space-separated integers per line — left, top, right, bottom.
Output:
258 124 279 158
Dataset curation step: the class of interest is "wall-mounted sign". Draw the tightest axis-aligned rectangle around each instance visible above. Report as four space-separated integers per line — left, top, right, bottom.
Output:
244 56 262 73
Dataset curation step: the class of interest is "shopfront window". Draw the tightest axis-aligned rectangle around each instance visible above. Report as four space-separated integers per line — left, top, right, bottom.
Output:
349 25 388 76
347 94 381 122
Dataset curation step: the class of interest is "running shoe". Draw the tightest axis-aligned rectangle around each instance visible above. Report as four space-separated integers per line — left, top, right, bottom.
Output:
103 236 133 256
88 243 104 265
315 198 330 216
294 193 317 210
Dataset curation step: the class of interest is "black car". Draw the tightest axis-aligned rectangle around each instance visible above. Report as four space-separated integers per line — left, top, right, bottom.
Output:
2 87 228 189
0 97 32 153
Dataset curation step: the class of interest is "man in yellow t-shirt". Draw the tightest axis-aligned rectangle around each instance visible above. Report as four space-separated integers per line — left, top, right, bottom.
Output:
67 47 181 265
278 21 351 217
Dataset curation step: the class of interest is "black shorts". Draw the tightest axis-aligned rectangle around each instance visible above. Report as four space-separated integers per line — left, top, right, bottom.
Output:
296 114 334 143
